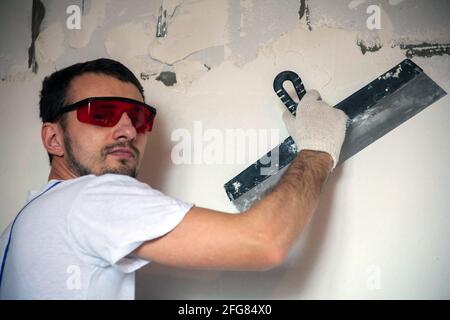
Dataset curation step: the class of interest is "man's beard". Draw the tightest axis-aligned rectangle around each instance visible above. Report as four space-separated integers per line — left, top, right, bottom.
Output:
63 132 139 178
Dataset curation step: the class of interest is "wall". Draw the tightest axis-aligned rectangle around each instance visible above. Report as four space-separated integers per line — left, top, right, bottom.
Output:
0 0 449 299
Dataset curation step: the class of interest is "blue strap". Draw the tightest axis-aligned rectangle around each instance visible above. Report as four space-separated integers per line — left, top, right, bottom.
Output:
0 180 63 289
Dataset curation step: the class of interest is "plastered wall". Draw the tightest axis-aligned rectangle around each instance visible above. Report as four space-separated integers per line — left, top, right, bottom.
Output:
0 0 449 299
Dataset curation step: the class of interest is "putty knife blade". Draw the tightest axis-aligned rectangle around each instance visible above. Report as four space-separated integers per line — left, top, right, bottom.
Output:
224 59 447 212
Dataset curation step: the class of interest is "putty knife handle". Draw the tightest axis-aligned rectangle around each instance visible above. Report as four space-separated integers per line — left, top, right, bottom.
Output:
273 71 306 116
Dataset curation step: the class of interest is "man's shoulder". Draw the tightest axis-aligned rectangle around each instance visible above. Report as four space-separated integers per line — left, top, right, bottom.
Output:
65 173 141 187
82 173 143 187
65 174 151 195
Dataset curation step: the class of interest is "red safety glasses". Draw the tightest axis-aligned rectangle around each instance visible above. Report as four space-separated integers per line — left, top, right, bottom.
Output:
56 97 157 133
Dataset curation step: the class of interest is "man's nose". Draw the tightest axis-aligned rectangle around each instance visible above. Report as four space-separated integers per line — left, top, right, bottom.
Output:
112 112 137 140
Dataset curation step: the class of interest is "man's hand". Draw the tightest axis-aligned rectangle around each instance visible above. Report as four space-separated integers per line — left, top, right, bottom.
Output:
282 90 348 169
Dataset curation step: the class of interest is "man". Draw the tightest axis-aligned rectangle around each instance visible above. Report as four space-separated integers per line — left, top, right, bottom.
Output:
0 58 347 299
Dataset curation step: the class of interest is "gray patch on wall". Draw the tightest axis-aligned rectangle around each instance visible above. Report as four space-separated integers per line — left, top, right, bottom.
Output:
298 0 312 31
399 43 450 58
28 0 45 74
156 71 177 86
355 38 449 58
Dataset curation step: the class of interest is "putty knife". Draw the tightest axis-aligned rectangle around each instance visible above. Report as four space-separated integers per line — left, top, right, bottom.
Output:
224 59 447 212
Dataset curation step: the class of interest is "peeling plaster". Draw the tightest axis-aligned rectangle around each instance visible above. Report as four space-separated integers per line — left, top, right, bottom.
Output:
399 43 450 58
307 0 450 60
356 37 383 54
354 5 394 56
140 72 157 81
67 0 109 48
156 4 168 37
28 0 45 74
149 0 228 65
298 0 312 31
155 0 183 38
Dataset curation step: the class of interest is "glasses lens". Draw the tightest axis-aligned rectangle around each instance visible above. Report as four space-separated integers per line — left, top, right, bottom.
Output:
77 98 155 132
128 106 155 133
89 103 116 125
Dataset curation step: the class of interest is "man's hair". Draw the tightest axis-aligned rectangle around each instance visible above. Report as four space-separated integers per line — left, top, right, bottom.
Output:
39 58 145 165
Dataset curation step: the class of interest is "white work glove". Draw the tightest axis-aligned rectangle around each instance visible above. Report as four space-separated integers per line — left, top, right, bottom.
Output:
282 90 348 169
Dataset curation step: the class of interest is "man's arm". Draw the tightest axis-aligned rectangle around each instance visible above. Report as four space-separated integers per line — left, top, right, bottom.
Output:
133 150 332 271
245 149 333 262
133 90 347 270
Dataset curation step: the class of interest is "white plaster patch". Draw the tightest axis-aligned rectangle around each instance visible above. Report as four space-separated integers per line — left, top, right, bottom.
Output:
238 0 255 38
173 60 209 89
349 0 367 10
388 0 406 5
0 64 33 82
35 22 65 65
232 181 241 193
239 11 246 38
381 63 403 80
105 21 162 76
149 0 229 64
106 21 152 60
257 25 405 103
67 0 109 48
240 0 254 10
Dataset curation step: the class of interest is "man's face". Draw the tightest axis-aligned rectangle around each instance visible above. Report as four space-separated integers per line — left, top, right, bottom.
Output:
60 73 148 178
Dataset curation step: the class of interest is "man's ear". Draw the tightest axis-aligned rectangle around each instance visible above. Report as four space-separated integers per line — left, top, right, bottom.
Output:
41 122 65 157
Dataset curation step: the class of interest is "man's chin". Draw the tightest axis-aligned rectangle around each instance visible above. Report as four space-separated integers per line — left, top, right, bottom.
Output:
99 164 138 178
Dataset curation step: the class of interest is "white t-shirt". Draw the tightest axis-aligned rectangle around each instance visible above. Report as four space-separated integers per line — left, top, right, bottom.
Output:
0 174 193 300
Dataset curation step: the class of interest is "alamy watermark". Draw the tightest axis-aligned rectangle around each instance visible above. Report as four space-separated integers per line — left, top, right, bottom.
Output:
171 121 282 174
66 5 81 30
366 5 381 30
66 264 81 290
366 264 382 291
